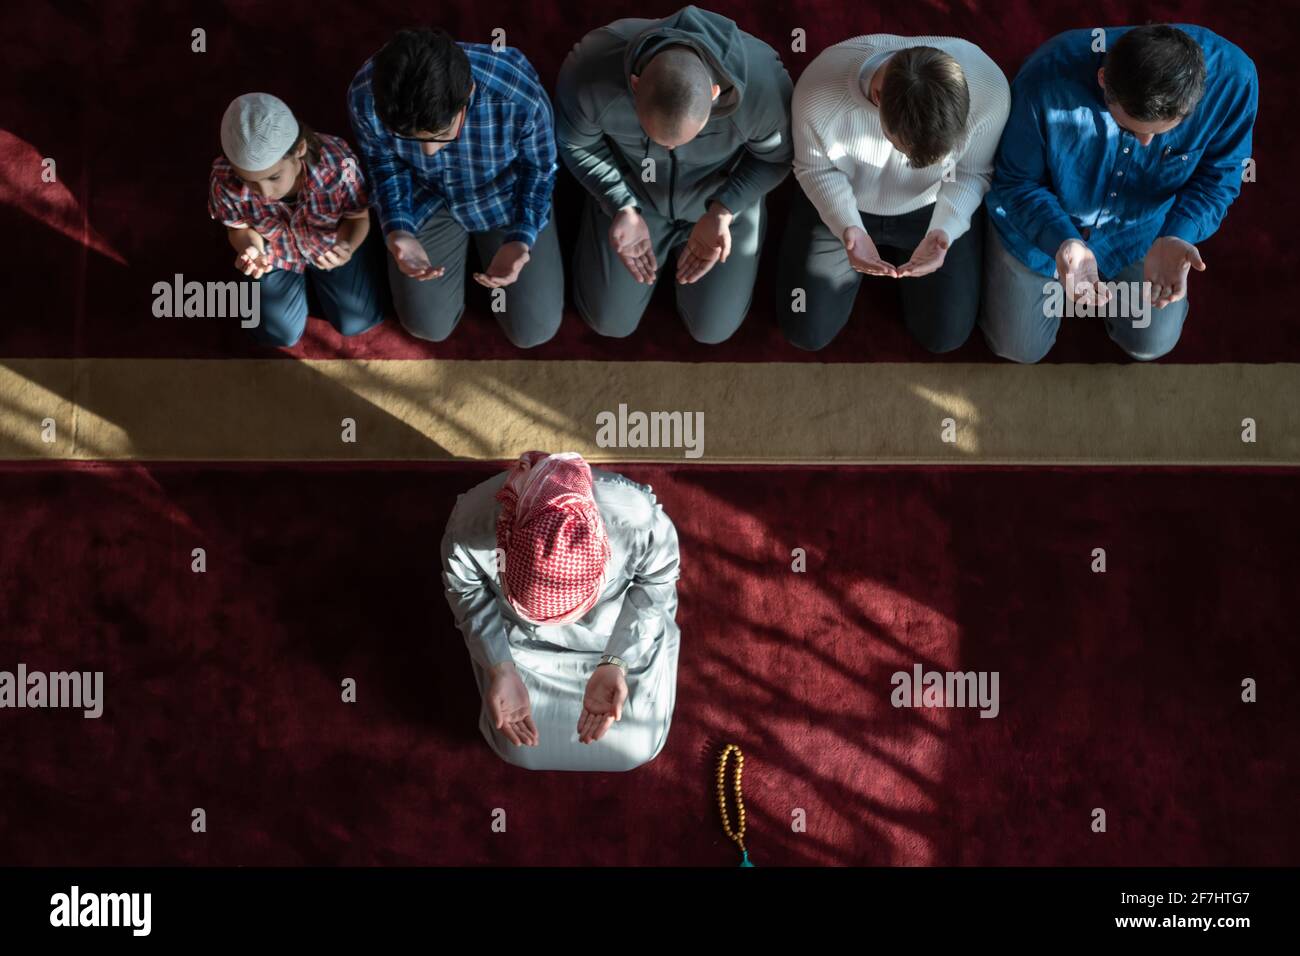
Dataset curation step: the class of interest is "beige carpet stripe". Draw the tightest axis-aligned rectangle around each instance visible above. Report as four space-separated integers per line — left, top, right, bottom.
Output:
0 358 1295 465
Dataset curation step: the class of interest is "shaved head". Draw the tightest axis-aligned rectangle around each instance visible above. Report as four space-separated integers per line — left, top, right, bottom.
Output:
635 45 715 147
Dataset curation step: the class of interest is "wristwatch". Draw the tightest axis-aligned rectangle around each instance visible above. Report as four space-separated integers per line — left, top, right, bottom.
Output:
598 654 628 674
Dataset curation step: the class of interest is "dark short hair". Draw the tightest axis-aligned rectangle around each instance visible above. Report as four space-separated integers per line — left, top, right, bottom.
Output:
879 47 970 169
638 46 714 132
284 121 322 168
372 28 472 136
1103 25 1206 122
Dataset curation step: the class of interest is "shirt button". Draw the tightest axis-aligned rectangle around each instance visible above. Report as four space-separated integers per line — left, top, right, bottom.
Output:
1181 156 1188 161
1117 171 1124 177
1109 192 1117 198
1123 147 1130 154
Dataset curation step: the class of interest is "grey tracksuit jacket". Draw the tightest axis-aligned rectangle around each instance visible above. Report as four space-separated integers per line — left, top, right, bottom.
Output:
555 5 793 223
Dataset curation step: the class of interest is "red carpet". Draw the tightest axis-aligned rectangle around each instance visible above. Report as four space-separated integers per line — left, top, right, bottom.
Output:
0 462 1294 866
1 0 1294 363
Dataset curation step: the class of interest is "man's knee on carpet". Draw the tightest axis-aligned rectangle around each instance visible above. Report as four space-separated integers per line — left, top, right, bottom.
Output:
909 308 978 355
775 283 852 351
903 269 982 354
677 267 754 345
676 299 748 343
915 329 974 355
781 321 839 352
980 321 1055 364
392 293 464 343
1109 307 1189 361
678 302 747 345
499 310 562 349
573 285 645 339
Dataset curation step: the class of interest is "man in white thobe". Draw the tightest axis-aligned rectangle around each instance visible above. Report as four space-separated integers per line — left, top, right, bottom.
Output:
441 451 682 771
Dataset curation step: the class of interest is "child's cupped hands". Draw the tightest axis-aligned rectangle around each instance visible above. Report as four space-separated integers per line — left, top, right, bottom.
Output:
235 246 274 278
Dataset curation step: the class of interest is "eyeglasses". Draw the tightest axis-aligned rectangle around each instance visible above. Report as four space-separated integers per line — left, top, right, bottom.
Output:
390 99 470 144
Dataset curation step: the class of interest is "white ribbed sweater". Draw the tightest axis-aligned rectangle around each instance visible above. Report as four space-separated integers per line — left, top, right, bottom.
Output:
792 34 1011 243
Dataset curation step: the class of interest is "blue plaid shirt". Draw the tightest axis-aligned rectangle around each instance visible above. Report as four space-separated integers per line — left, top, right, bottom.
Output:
348 43 556 246
986 26 1257 278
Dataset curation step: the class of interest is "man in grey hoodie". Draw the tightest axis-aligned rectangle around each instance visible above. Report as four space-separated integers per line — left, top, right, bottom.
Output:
556 6 792 344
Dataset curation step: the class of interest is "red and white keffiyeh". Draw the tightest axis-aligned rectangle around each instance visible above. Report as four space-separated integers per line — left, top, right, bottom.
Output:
495 451 611 626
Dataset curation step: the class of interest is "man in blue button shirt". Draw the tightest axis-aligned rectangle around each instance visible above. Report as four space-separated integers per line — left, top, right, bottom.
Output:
981 24 1257 362
349 29 563 347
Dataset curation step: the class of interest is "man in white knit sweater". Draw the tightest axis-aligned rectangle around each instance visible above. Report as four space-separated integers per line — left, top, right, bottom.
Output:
777 35 1009 352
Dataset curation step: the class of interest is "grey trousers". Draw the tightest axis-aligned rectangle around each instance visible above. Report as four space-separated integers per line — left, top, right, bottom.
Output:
980 219 1190 363
572 196 766 344
388 207 564 348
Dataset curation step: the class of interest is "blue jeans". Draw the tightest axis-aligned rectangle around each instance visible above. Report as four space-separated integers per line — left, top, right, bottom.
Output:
255 234 385 347
979 219 1189 363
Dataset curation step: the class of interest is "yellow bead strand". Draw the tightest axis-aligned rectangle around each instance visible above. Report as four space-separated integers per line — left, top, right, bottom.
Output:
716 744 751 864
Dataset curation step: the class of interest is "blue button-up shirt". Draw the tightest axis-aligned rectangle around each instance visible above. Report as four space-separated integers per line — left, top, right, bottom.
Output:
348 43 557 246
986 26 1257 277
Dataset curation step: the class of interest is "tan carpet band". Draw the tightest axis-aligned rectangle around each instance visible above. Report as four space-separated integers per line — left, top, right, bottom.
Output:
1 359 1295 464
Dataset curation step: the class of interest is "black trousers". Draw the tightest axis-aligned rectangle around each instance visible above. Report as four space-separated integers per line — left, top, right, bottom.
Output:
775 189 984 353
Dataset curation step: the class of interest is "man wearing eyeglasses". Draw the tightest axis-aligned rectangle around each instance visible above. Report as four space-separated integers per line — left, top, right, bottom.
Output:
348 28 563 347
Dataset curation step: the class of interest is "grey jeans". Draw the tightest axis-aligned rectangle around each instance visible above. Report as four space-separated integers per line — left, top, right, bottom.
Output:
572 195 766 344
388 206 564 348
979 219 1189 363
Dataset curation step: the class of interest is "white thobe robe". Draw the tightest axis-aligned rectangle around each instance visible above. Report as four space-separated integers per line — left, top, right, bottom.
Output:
441 468 681 771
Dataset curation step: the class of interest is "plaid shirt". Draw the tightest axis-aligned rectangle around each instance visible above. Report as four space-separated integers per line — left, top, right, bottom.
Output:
207 133 370 273
347 43 556 247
